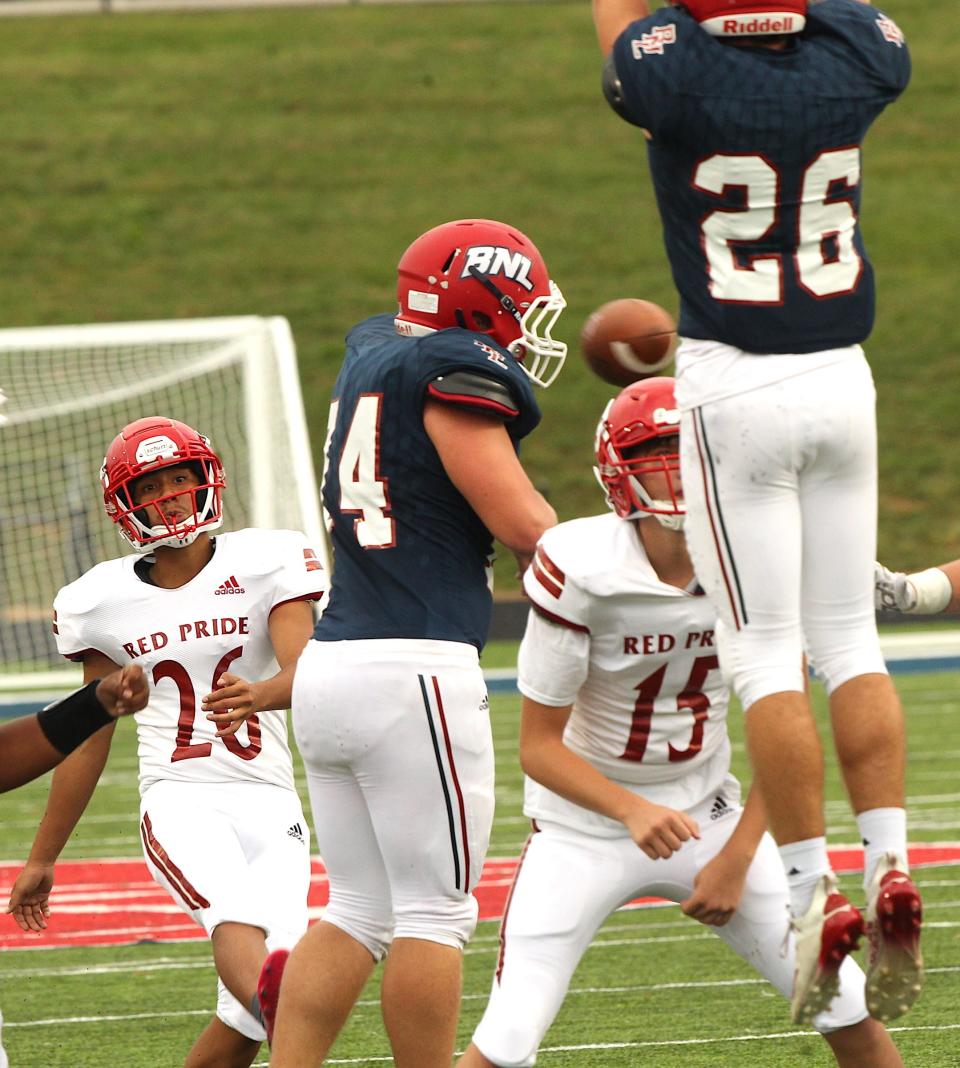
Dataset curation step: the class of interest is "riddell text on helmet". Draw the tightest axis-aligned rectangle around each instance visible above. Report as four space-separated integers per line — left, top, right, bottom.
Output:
723 15 798 33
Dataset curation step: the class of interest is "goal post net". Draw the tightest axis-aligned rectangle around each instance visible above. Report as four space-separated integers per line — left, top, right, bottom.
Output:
0 316 326 692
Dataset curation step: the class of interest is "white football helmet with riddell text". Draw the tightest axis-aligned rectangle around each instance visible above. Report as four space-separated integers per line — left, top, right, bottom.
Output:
394 218 567 388
594 377 684 530
101 416 225 552
678 0 806 36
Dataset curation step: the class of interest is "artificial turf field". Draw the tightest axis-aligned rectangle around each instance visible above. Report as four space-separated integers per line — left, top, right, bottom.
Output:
0 0 958 1062
1 661 958 1066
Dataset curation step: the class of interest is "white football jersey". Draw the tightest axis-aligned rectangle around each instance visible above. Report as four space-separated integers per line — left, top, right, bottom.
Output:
519 512 736 835
54 529 326 795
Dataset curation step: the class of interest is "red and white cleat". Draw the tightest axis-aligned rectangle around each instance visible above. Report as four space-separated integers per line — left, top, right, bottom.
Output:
790 873 865 1026
865 854 923 1022
257 947 290 1047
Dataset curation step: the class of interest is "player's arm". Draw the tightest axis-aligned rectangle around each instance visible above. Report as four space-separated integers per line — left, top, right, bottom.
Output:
680 786 766 927
520 696 699 859
7 652 124 932
202 599 314 735
423 398 556 558
0 664 146 794
874 558 960 615
593 0 651 55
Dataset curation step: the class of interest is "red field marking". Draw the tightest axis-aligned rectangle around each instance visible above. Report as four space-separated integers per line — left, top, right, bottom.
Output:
1 844 958 951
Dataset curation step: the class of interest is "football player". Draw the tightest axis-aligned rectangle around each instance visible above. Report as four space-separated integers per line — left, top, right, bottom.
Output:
262 218 566 1068
6 418 325 1068
458 378 904 1068
0 667 148 1067
593 0 919 1025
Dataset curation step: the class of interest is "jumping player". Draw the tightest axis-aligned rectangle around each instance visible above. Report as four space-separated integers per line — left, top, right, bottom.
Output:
593 0 919 1024
262 218 566 1068
7 417 324 1068
458 378 905 1067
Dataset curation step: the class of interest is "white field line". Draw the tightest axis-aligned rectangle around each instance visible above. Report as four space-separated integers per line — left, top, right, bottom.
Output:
9 969 960 1027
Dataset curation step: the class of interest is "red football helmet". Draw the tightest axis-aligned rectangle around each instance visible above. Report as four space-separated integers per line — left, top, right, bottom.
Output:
100 416 225 552
594 377 684 529
395 218 567 388
678 0 806 36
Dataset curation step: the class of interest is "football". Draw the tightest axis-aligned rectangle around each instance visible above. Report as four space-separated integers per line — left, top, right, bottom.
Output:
580 298 677 386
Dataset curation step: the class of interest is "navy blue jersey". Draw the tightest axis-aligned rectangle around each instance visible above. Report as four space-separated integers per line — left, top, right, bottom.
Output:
315 313 541 650
610 0 909 353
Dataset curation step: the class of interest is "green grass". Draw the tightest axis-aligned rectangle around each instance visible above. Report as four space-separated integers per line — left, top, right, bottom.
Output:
1 664 958 1066
0 0 956 594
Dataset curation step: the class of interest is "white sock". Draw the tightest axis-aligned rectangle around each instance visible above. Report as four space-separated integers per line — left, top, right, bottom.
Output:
780 837 831 916
857 807 908 889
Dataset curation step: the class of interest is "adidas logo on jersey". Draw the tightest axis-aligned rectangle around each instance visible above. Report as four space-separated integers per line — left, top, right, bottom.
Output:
709 796 731 821
214 576 245 595
287 823 304 843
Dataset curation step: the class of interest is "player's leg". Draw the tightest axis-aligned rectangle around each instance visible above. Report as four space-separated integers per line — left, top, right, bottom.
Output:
462 823 651 1068
269 643 394 1065
679 391 824 845
797 355 921 1019
218 782 312 1039
382 939 464 1067
138 781 283 1061
183 1018 259 1068
714 831 902 1066
269 920 378 1065
364 648 495 1068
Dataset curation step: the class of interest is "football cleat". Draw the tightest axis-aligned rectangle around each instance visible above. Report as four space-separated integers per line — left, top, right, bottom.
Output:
864 854 924 1021
257 947 290 1046
790 873 865 1026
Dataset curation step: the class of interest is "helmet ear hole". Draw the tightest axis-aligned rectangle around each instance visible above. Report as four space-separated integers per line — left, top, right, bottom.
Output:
471 311 493 331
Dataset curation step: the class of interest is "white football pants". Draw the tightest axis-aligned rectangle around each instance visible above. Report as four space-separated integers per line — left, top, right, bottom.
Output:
293 637 495 957
472 803 869 1067
140 778 310 1041
679 353 887 709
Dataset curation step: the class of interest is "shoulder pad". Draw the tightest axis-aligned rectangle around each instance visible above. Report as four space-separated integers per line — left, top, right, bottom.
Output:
427 370 520 421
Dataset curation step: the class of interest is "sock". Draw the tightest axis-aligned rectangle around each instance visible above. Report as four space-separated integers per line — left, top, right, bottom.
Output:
780 837 831 916
857 807 908 890
249 992 264 1027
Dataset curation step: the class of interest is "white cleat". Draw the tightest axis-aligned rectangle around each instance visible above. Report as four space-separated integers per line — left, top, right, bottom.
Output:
865 853 924 1022
790 872 865 1027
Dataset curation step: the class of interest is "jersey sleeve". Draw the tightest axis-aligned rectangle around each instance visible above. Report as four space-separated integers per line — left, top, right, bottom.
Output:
415 330 542 440
426 369 521 422
808 0 910 96
523 534 593 635
517 607 590 707
261 530 328 613
52 586 101 663
608 9 689 133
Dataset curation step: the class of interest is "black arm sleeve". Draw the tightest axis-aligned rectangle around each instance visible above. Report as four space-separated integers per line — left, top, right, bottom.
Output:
36 680 113 756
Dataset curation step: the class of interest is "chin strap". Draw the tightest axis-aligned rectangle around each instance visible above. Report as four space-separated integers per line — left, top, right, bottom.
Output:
467 267 523 327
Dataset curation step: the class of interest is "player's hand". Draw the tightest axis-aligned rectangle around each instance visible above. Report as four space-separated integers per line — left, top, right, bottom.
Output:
6 862 55 933
623 798 700 860
874 562 917 614
513 550 534 580
202 673 260 736
95 664 149 718
680 849 749 927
